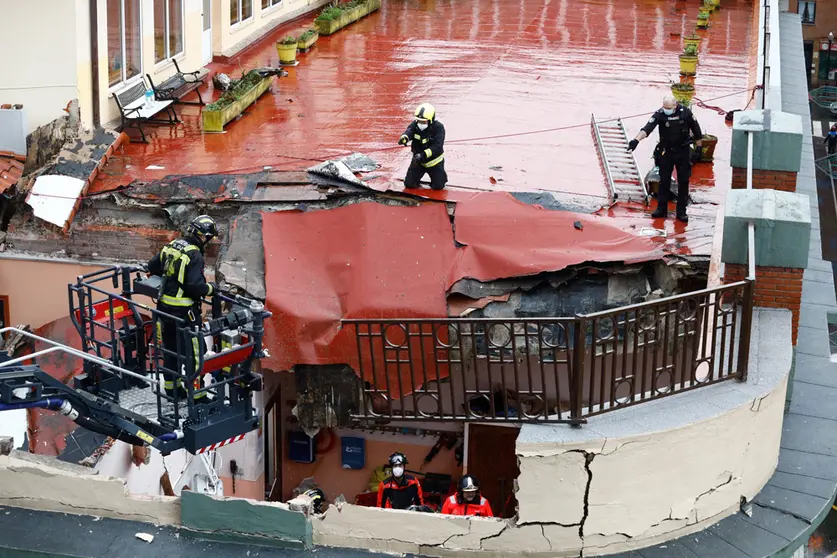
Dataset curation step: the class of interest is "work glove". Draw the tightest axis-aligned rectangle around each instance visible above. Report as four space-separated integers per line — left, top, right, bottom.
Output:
627 139 639 152
207 282 216 296
690 148 702 164
413 152 423 164
398 135 409 146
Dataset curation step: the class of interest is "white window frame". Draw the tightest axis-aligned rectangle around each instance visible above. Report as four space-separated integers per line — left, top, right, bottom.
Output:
798 1 816 25
155 0 186 65
262 0 282 12
230 0 254 27
109 0 144 89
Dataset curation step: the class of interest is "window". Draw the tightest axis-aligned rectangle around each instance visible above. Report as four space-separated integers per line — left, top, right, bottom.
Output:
154 0 184 63
262 0 282 9
798 1 816 25
230 0 253 25
107 0 142 86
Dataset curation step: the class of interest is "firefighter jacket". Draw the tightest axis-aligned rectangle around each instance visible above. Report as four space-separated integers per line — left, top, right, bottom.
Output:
441 493 494 517
402 120 445 168
147 236 214 315
377 474 424 509
640 105 702 151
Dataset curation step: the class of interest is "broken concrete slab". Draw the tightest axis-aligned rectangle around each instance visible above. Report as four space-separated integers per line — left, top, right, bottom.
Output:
0 450 179 525
181 491 311 550
339 153 378 173
307 160 367 187
217 211 266 300
516 451 587 526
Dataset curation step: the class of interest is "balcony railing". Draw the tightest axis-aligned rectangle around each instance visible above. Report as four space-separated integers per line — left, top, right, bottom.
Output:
342 280 754 425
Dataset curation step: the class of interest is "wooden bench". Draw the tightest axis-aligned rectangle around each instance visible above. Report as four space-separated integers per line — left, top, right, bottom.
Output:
147 59 207 106
113 80 179 143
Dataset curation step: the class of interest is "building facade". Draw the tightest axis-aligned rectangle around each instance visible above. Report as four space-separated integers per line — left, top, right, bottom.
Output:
788 0 837 85
0 0 328 135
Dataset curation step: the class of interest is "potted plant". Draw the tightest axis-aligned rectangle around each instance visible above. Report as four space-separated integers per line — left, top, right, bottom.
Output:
276 35 299 65
671 82 695 105
696 12 710 29
679 44 698 76
298 29 319 51
698 4 711 16
702 0 715 12
202 70 275 132
683 33 701 50
315 5 344 35
699 134 718 162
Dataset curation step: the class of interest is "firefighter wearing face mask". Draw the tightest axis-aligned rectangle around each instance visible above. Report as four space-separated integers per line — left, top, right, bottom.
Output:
377 452 424 510
398 103 447 190
442 475 494 517
628 95 703 224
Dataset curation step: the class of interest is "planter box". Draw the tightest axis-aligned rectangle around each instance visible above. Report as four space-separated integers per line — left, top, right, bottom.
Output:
298 32 319 51
315 1 380 36
202 75 273 132
315 17 343 35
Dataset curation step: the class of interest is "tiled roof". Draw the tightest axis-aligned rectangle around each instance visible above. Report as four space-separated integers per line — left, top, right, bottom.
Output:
0 151 24 194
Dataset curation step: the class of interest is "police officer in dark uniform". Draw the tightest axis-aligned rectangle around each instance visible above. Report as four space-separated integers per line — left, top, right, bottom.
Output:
628 95 703 223
146 215 218 403
399 103 447 190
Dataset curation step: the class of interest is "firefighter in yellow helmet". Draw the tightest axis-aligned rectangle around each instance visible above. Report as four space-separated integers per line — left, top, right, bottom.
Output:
398 103 447 190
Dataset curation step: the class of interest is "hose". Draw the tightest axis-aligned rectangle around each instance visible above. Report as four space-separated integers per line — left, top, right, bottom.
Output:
74 415 147 447
0 398 67 412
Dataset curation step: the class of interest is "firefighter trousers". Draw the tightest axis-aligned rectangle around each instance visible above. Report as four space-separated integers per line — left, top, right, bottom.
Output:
405 160 448 190
156 314 206 402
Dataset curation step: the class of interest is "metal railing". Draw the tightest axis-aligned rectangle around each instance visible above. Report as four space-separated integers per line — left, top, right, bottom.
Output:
343 280 754 425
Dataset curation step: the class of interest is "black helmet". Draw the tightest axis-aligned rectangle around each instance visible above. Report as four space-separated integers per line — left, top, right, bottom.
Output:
187 215 218 245
303 488 326 514
388 452 408 466
459 475 480 496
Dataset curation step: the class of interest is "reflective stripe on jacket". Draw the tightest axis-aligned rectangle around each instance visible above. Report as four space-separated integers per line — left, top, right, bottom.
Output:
441 494 494 517
377 475 424 509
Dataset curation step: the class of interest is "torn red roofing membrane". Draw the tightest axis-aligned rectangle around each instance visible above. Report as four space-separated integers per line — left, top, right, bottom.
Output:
261 192 666 390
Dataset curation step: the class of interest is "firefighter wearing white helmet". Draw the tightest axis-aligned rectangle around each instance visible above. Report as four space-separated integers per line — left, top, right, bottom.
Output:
398 103 448 190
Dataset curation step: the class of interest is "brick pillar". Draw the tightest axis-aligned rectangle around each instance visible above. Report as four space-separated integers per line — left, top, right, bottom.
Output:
730 167 798 192
722 186 810 346
724 264 803 344
729 109 803 192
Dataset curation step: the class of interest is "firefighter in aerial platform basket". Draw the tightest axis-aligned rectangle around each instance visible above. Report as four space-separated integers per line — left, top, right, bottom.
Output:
628 94 703 224
146 215 219 404
399 103 448 190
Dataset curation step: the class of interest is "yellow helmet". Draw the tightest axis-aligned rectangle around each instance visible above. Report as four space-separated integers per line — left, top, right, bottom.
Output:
414 103 436 122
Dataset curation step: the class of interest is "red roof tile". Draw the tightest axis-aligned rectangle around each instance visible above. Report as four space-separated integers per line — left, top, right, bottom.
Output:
0 154 23 194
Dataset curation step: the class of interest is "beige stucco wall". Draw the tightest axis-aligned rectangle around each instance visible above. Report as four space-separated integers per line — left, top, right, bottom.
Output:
0 451 180 525
0 257 106 328
217 0 331 58
0 0 84 134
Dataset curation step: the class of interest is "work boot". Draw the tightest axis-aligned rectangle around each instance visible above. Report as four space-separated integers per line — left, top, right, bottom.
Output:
676 211 688 224
651 207 667 219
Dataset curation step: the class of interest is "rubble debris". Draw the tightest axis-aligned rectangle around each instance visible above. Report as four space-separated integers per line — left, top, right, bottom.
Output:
26 175 86 229
574 220 583 230
135 533 154 543
213 73 232 91
294 365 359 433
0 437 13 456
216 212 266 300
307 160 367 187
339 153 378 173
640 227 667 237
0 324 32 356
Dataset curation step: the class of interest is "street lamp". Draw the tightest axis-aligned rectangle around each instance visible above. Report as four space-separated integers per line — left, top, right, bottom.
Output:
829 31 834 84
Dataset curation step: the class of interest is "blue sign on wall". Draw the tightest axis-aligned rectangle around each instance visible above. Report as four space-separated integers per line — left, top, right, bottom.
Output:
288 431 314 463
341 436 366 469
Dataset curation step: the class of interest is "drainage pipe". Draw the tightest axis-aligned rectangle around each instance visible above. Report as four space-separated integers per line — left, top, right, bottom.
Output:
90 0 100 128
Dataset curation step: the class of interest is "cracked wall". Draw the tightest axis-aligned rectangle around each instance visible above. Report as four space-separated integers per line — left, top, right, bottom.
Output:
0 451 179 525
515 374 788 556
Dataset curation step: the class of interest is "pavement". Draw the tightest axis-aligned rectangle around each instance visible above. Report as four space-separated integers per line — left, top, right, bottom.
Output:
0 507 386 558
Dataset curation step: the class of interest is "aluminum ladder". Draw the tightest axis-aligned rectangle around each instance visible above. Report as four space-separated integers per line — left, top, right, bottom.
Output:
591 114 649 205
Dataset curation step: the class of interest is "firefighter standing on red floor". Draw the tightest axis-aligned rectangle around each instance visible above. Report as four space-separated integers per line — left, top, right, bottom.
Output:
377 452 424 509
399 103 447 190
441 475 494 517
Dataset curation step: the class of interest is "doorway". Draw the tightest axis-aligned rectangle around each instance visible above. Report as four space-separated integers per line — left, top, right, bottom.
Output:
201 0 212 65
804 41 814 88
466 424 520 518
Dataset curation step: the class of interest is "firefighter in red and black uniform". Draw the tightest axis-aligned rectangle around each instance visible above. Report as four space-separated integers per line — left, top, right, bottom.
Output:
377 452 424 510
441 475 494 517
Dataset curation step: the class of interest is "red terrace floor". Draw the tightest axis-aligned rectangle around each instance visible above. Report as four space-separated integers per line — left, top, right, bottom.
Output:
93 0 755 208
